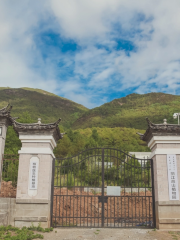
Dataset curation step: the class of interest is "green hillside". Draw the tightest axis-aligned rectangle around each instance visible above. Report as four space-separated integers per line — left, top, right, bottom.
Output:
0 88 87 129
72 92 180 130
2 87 180 156
1 88 179 130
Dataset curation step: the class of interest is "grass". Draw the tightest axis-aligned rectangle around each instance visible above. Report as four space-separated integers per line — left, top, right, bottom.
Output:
168 231 180 240
0 224 53 240
94 229 100 235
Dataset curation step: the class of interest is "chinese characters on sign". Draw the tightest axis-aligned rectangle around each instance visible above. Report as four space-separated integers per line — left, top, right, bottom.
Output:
29 160 38 190
167 155 179 200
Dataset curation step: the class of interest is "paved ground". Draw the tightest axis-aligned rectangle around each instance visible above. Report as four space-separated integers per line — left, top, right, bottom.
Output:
38 228 180 240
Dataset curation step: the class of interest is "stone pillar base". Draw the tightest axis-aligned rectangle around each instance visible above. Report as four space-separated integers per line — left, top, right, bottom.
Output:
15 202 51 228
156 201 180 229
15 219 48 228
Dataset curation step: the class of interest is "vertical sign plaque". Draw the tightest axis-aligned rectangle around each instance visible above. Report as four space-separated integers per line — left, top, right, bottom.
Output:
29 158 39 190
167 154 179 200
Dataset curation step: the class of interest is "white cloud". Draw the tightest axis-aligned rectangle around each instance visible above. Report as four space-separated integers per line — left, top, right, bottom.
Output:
0 0 58 93
1 0 180 108
50 0 120 40
50 0 180 95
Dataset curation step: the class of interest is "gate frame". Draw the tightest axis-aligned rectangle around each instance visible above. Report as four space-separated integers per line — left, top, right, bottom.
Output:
52 147 155 228
151 159 156 228
50 158 55 227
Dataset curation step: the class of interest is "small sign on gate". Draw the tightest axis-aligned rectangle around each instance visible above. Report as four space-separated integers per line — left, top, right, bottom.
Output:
107 186 121 196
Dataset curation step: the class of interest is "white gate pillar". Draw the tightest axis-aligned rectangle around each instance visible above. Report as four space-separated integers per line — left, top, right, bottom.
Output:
141 118 180 230
12 118 62 228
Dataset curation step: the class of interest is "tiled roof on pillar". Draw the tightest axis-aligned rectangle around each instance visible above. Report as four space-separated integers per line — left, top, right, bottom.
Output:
0 104 14 126
11 117 62 142
137 118 180 142
0 104 12 117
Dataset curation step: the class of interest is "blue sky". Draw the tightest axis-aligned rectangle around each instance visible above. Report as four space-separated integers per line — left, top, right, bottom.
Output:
0 0 180 108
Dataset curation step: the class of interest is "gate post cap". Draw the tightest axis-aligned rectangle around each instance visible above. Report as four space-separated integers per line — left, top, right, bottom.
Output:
163 119 167 125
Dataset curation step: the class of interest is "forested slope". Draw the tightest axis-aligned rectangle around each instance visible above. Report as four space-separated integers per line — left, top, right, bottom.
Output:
1 88 180 130
0 88 87 129
72 93 180 130
1 87 180 156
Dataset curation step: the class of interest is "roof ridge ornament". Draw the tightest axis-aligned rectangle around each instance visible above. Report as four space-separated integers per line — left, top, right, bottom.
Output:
146 117 153 127
38 118 41 124
0 104 12 116
163 119 167 125
0 104 16 126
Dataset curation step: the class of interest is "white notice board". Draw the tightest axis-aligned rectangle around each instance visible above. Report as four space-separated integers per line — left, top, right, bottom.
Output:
167 154 179 200
107 186 121 196
29 158 39 190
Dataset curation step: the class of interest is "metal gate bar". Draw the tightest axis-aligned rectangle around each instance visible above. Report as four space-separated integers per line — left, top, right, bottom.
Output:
101 148 104 227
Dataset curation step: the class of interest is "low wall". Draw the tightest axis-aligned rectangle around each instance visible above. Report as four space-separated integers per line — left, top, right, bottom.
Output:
0 198 16 226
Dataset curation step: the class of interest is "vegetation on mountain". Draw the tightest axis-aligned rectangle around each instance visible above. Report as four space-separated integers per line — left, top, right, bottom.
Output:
54 127 149 158
2 87 180 158
72 92 180 129
1 88 180 131
0 88 87 129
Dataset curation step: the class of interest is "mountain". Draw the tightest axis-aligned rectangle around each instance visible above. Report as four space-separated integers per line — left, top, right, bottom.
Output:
1 88 180 131
0 88 87 129
72 92 180 130
3 88 180 155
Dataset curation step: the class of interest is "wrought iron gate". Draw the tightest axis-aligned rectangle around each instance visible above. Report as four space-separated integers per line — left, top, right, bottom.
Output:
51 148 155 228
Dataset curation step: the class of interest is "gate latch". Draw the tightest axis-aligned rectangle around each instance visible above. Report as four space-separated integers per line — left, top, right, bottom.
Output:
98 196 108 203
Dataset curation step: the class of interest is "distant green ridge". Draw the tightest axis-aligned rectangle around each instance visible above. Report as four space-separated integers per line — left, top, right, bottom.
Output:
72 92 180 130
0 87 88 129
1 87 180 130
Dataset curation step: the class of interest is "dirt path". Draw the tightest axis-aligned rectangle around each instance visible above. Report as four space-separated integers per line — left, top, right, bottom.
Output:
38 228 178 240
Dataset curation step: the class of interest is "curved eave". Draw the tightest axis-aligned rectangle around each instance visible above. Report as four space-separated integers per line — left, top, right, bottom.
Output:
0 105 13 126
0 104 12 118
11 118 62 142
0 103 12 113
142 118 180 142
